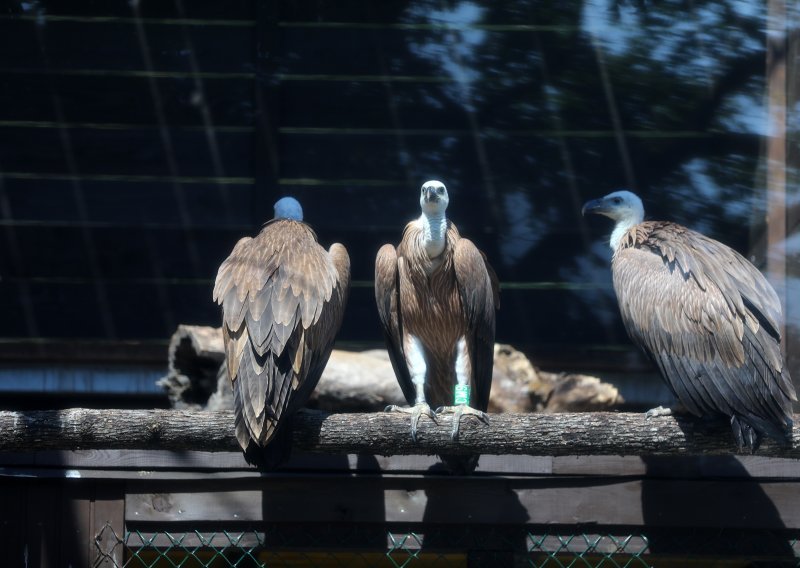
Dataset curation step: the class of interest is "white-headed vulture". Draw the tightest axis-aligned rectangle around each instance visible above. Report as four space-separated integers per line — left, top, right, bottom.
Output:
375 180 499 473
583 190 795 451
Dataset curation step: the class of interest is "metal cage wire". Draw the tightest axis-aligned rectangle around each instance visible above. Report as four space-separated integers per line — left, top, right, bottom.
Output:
93 524 800 568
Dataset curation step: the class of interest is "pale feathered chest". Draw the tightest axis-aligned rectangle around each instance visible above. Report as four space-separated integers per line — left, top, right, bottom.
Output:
396 225 465 341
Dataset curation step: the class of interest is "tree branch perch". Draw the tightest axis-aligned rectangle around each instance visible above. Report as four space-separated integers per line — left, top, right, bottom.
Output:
2 409 800 457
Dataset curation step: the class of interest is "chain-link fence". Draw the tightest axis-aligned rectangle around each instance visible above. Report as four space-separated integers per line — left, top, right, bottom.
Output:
94 523 800 567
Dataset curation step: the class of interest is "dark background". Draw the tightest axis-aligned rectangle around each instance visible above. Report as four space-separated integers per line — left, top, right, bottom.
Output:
0 0 796 401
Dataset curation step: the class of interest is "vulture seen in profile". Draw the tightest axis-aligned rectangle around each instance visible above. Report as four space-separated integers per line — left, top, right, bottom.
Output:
213 197 350 468
375 180 499 473
583 190 796 451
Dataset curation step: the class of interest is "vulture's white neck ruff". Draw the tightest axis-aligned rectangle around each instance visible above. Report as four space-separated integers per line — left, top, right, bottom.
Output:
608 198 645 251
610 217 639 251
420 212 447 259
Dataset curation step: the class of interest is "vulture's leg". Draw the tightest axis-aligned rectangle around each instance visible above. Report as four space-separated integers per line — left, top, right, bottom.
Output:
435 337 489 440
730 416 761 453
385 334 436 442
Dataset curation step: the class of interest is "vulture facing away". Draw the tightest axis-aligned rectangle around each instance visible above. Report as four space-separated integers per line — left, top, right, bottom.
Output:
375 180 499 473
213 197 350 468
583 190 796 451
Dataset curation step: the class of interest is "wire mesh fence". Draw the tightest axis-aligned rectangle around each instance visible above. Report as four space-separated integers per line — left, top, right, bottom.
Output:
93 523 800 567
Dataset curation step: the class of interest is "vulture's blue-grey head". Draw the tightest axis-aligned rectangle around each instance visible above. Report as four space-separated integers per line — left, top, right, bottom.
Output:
419 180 449 215
581 190 644 225
273 196 304 221
582 190 646 250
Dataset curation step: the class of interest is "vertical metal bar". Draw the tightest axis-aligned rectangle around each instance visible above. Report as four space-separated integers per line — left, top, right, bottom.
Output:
254 0 281 224
766 0 787 341
784 2 800 383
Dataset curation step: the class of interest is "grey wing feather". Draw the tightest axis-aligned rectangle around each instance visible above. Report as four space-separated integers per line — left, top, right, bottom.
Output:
453 239 498 411
375 244 416 404
614 226 795 440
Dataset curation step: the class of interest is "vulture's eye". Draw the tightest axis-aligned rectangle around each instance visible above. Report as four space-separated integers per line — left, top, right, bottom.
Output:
437 187 444 194
613 197 622 204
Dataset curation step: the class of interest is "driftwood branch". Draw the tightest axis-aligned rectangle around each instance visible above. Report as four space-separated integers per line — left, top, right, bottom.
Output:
1 409 799 457
159 326 624 414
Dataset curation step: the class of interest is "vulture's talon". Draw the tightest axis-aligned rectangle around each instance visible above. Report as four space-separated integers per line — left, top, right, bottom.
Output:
385 402 437 442
645 405 674 420
436 404 489 441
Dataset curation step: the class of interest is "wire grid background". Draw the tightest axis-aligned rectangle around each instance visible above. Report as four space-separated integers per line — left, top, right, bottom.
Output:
94 524 800 567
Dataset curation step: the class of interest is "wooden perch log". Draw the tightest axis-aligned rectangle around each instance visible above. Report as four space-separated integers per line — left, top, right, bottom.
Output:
1 409 800 457
160 326 624 413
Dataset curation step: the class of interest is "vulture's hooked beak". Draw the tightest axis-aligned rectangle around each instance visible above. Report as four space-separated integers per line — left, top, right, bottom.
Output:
581 198 611 217
424 187 440 203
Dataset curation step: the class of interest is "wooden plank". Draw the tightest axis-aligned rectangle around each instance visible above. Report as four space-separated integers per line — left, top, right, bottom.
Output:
25 482 59 568
0 450 554 478
124 477 800 528
60 483 92 568
553 455 800 478
0 449 249 469
1 468 258 480
553 455 648 476
7 451 800 481
92 483 125 568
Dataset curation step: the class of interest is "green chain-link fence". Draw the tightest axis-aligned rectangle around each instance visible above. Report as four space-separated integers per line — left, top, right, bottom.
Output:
94 524 800 567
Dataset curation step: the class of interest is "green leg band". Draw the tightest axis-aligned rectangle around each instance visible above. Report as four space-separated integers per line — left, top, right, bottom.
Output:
454 384 470 406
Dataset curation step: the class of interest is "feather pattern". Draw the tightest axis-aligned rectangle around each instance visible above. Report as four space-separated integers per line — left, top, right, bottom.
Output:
213 219 350 463
612 220 795 447
375 220 499 412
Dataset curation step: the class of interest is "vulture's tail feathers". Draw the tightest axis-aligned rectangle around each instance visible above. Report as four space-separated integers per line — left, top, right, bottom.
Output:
242 417 295 471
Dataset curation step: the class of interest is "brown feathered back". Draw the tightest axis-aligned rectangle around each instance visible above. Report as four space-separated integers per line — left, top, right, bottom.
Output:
213 219 350 459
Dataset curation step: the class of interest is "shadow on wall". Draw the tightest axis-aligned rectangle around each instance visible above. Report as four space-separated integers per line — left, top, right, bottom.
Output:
641 455 796 562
